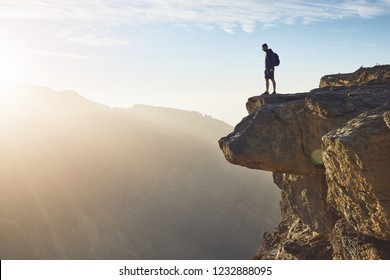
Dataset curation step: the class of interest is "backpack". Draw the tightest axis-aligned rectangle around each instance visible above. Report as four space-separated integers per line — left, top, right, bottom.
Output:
273 52 280 66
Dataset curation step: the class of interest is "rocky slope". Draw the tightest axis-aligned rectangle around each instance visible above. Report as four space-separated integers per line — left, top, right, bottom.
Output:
219 65 390 259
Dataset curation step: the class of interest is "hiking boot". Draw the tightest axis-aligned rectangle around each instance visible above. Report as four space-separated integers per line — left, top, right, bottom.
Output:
272 91 276 94
262 91 269 95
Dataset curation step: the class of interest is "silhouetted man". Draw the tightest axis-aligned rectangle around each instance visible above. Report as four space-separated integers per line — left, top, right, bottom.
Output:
262 43 276 94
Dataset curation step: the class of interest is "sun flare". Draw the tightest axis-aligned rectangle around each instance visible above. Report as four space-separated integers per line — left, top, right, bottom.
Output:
0 44 25 85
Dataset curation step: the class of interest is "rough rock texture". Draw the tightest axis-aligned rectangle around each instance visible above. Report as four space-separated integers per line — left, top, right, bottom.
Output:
330 219 390 260
323 105 390 240
219 65 390 259
255 173 334 260
320 65 390 87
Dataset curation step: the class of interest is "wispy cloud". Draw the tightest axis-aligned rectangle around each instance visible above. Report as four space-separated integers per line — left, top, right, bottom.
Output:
56 30 134 47
19 50 98 60
1 0 389 36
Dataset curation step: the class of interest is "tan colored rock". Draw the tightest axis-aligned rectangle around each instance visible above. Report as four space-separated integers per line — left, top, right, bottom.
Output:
330 219 390 259
246 94 306 114
323 105 390 240
220 87 390 176
384 111 390 128
274 173 334 235
220 65 390 259
320 65 390 88
219 100 320 175
255 214 332 260
255 172 334 259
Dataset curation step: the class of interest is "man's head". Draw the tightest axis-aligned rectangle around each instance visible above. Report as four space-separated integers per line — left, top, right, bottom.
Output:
262 43 268 52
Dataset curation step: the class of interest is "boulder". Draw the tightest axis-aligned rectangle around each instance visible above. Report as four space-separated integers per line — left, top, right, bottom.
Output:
219 65 390 259
323 105 390 240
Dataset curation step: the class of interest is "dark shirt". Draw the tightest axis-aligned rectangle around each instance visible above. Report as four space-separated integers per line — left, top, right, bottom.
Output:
265 49 275 69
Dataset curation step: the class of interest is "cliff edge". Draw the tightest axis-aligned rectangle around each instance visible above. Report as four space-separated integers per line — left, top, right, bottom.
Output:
219 65 390 259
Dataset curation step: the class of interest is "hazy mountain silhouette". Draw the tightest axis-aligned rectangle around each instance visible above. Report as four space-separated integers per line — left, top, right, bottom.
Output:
0 85 280 259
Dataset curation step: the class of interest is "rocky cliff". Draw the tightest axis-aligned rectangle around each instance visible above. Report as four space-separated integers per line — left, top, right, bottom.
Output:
219 65 390 259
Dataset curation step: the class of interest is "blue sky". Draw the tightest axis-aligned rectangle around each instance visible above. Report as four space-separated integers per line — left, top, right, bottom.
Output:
0 0 390 125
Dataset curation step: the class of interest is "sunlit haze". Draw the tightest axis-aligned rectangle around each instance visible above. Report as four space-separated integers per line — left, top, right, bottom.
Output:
0 84 281 259
0 0 390 124
1 0 389 261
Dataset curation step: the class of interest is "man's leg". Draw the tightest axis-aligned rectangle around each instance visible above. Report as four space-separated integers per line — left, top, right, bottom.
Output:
271 79 276 93
265 78 270 93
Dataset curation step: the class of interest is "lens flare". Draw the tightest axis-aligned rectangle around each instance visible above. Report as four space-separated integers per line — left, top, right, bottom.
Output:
311 149 323 165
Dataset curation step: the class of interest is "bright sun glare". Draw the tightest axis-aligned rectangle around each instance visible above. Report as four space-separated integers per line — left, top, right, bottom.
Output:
0 44 24 85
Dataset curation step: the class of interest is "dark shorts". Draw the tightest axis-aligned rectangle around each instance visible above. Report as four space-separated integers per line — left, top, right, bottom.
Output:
265 68 275 79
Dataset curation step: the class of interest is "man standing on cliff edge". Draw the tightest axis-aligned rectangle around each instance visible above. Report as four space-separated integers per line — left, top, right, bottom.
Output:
262 43 277 94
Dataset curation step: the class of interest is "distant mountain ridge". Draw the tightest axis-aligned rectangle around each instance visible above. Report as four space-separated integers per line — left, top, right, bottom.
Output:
0 85 280 259
120 104 232 145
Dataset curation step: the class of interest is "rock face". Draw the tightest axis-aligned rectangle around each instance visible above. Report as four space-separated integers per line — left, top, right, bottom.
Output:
323 105 390 240
219 65 390 259
320 65 390 87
